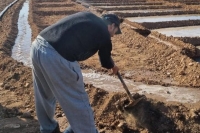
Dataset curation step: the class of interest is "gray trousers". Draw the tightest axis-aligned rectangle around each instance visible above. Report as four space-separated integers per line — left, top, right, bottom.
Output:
30 35 97 133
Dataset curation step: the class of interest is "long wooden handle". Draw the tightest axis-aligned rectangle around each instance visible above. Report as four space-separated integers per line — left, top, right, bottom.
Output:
117 71 135 101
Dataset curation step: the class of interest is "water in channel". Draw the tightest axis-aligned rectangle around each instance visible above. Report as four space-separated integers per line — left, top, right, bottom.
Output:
11 0 200 104
127 14 200 37
152 25 200 37
12 0 32 66
126 14 200 23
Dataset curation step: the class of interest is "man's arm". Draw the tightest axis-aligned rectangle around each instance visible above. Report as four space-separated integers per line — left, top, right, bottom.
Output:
98 45 119 74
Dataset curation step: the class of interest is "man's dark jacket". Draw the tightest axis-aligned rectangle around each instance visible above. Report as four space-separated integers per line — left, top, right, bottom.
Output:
39 11 114 69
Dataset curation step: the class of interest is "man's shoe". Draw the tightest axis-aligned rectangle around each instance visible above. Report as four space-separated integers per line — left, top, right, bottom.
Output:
52 123 61 133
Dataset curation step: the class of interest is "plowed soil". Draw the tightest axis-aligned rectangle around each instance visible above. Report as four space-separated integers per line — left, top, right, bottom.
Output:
0 0 200 133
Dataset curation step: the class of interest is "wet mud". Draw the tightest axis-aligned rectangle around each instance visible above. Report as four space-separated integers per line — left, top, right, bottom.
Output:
0 0 200 133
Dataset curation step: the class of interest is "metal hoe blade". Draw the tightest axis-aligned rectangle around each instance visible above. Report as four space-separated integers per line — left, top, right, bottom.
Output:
117 72 145 107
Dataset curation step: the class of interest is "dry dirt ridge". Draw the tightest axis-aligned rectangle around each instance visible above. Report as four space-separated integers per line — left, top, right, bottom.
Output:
0 0 200 133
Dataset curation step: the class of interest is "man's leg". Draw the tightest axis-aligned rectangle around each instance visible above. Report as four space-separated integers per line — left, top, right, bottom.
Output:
31 38 59 133
33 70 59 133
42 56 98 133
31 36 98 133
63 125 74 133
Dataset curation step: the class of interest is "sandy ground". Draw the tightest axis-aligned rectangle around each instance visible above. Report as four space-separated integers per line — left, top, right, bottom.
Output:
0 0 200 132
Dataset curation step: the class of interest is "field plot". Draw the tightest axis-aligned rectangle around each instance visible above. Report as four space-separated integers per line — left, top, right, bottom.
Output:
86 0 200 46
0 0 200 133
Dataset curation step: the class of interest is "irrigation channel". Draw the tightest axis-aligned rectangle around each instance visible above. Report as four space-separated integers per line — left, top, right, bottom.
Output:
8 0 200 105
11 0 31 66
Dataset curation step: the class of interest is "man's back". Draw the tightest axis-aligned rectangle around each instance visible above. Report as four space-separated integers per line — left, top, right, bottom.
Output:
39 11 111 62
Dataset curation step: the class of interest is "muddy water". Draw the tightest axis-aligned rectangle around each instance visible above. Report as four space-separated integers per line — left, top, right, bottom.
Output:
127 14 200 23
152 26 200 37
83 70 200 103
11 0 32 66
127 14 200 37
11 0 200 104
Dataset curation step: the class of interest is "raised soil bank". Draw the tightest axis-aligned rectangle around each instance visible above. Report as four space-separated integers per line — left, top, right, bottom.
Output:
89 3 163 6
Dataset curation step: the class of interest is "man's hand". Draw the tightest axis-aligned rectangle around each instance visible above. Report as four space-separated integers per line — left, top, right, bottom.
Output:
111 65 119 75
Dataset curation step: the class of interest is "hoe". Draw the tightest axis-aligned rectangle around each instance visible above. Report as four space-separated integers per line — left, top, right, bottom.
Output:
117 71 146 108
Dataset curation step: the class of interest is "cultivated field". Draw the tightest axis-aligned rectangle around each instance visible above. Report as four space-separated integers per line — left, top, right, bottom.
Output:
0 0 200 132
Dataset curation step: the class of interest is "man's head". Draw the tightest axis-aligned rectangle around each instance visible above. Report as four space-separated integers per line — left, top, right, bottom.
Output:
101 14 122 37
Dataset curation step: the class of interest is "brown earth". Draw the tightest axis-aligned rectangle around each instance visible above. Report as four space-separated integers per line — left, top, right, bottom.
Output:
0 0 200 133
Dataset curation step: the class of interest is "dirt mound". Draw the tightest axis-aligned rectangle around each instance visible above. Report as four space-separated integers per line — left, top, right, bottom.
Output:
87 85 200 133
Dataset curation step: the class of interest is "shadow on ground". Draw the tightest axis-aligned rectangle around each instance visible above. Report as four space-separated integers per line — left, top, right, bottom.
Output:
0 104 40 133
